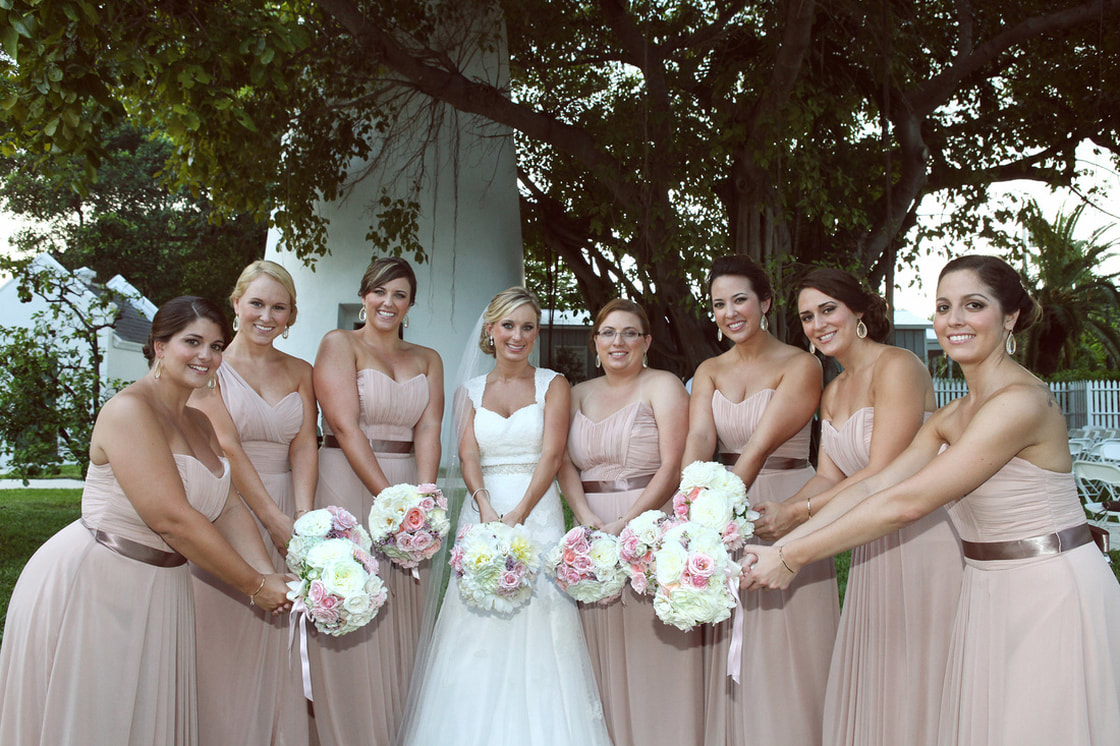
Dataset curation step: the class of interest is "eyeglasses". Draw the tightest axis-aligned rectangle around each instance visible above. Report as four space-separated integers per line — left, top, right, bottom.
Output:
596 329 646 341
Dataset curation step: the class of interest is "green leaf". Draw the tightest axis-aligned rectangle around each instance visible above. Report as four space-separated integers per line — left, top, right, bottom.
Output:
1 23 18 58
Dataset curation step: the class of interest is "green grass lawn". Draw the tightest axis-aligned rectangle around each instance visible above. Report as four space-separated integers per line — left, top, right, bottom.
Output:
0 488 82 643
0 463 83 480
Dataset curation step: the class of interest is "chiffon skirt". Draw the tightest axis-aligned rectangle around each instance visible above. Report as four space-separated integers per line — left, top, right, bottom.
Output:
579 488 705 746
0 522 197 746
308 447 429 746
937 543 1120 746
192 469 317 746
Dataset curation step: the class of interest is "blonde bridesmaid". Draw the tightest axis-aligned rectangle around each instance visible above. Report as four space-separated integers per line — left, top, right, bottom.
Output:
188 261 318 745
559 298 704 745
310 257 443 746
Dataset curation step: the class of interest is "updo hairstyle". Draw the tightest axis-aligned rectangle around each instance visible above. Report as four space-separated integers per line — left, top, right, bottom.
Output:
358 256 417 305
478 287 542 356
937 255 1040 332
230 260 299 326
143 296 232 366
707 255 773 303
798 268 891 343
590 298 651 349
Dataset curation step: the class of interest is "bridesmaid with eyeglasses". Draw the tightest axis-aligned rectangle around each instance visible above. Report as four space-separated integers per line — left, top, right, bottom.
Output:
559 298 705 745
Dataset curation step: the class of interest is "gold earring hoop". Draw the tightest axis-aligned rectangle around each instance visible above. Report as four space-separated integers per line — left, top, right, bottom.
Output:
358 307 367 322
856 320 868 339
760 315 769 332
1005 332 1016 355
153 359 163 379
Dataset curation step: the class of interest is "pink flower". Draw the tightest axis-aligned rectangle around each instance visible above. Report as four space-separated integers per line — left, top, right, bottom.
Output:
672 492 689 518
687 552 715 578
309 579 328 605
498 570 522 593
449 545 464 571
410 531 434 552
354 548 379 574
620 534 640 559
572 554 594 573
402 507 427 532
327 505 358 530
563 526 584 546
562 547 578 565
631 573 647 595
419 497 436 512
418 483 439 495
318 592 340 611
722 521 741 546
310 605 340 626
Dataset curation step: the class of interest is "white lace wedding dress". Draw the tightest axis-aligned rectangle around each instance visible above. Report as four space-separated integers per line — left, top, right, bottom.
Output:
399 368 611 745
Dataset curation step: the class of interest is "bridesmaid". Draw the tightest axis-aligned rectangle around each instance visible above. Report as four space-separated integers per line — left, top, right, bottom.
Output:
682 255 839 746
310 257 444 746
745 256 1120 745
188 261 318 745
0 297 291 745
755 267 961 745
558 298 704 745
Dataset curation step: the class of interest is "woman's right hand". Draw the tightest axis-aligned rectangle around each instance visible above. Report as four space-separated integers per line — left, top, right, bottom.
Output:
252 573 296 613
478 503 501 524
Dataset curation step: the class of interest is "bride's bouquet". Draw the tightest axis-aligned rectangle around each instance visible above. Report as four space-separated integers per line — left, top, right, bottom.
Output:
651 521 741 631
449 521 539 614
618 509 681 595
368 483 451 570
285 506 388 636
672 461 759 550
544 526 628 604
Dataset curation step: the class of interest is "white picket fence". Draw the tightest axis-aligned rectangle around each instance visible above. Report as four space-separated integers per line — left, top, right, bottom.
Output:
933 379 1120 428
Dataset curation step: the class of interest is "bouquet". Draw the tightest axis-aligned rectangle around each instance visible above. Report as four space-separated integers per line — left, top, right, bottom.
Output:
285 506 388 636
618 509 681 595
544 526 628 604
449 521 539 614
672 461 759 550
368 483 451 570
651 521 741 631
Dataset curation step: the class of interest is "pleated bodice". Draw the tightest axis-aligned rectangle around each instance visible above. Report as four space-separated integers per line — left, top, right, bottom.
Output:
321 369 429 443
218 363 301 474
568 401 659 481
712 388 812 462
945 457 1085 544
83 455 229 553
821 406 874 476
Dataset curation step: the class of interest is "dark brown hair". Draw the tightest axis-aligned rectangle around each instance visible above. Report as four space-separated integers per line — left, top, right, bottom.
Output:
143 296 231 365
707 255 773 303
358 257 417 305
798 267 891 343
938 255 1040 332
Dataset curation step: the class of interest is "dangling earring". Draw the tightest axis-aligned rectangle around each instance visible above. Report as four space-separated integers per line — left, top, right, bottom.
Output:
488 335 494 349
358 307 367 322
760 315 769 332
1006 332 1016 355
282 326 289 339
232 317 240 332
403 314 409 329
856 320 868 339
642 354 648 368
717 328 723 342
595 354 602 369
808 341 815 355
153 359 163 379
208 374 217 390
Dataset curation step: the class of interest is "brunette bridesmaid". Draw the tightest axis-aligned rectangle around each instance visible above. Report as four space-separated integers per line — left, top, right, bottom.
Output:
559 298 704 745
189 261 318 745
682 255 839 746
309 257 443 746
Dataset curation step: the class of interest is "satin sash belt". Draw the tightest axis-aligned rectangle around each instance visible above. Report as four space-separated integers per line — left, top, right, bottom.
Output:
961 523 1093 561
322 434 414 454
581 473 655 494
81 518 187 567
718 453 809 472
481 463 537 476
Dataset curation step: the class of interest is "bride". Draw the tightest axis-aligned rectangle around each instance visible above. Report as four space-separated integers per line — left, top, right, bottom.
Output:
398 287 611 745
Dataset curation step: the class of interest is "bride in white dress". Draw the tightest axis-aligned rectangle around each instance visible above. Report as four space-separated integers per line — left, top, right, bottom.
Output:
398 288 611 746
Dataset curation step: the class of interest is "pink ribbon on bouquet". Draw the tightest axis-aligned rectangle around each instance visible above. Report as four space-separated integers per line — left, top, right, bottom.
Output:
725 576 744 684
288 599 315 701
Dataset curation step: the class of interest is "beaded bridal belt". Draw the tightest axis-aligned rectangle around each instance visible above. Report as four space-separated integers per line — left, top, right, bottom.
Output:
81 518 187 567
481 463 538 475
961 523 1093 561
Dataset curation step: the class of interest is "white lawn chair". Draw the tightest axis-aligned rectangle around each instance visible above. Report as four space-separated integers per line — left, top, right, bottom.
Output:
1073 460 1120 525
1087 439 1120 463
1069 438 1094 457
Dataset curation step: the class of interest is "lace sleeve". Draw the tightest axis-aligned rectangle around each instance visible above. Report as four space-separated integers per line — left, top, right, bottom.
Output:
534 367 560 404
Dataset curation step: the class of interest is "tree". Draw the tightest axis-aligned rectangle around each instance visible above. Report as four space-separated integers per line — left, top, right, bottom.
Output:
0 123 266 308
2 0 1117 373
1013 200 1120 377
0 255 126 478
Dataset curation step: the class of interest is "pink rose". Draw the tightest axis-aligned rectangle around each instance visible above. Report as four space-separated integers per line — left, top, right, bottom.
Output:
631 573 647 594
498 569 522 593
572 554 594 573
411 531 434 551
419 497 436 511
318 592 340 610
563 526 584 546
562 547 578 565
308 579 328 605
722 521 741 546
327 505 358 530
354 548 379 574
672 492 689 517
449 546 464 572
619 533 640 558
418 483 439 495
403 507 427 532
687 552 715 578
310 606 340 626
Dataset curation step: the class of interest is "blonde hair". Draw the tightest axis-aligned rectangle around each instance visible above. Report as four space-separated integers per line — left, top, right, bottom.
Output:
478 287 542 356
230 260 299 326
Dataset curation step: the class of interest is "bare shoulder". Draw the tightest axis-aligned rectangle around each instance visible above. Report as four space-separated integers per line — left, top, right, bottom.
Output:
316 328 358 358
277 350 314 378
640 367 687 396
875 345 928 375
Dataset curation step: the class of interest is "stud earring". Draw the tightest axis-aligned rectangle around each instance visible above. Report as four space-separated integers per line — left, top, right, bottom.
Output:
760 315 769 332
358 307 367 322
282 326 289 339
1005 332 1016 355
232 317 240 332
856 320 868 339
153 359 163 379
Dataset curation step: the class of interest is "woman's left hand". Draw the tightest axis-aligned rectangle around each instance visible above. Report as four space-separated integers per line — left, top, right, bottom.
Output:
740 545 797 591
752 501 802 542
600 518 627 536
501 507 526 527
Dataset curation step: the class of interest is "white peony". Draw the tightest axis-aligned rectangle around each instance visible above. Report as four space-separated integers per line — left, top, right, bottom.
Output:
689 490 734 531
306 538 357 569
293 508 333 538
320 557 369 597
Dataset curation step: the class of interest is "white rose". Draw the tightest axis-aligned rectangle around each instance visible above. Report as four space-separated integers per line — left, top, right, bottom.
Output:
589 536 619 569
320 558 369 597
689 491 733 531
294 509 333 538
306 538 356 569
654 541 689 586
